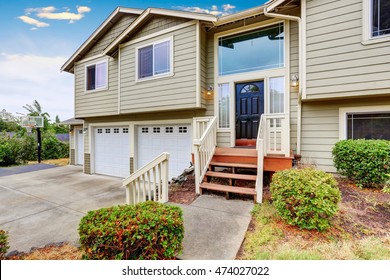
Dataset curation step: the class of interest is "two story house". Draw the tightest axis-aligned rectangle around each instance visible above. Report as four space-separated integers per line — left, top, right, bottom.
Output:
62 0 390 201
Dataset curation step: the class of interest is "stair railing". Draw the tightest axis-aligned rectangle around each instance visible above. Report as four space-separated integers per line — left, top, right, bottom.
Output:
122 152 170 205
256 115 265 203
193 116 217 194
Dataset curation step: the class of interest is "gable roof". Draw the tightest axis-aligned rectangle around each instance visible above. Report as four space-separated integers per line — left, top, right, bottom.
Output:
61 7 143 73
103 8 217 56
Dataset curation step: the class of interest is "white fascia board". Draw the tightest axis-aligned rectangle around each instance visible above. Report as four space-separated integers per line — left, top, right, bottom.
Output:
216 5 266 26
61 7 143 73
266 0 289 12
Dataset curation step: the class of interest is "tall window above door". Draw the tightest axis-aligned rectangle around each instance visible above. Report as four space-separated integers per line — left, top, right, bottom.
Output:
137 38 172 80
371 0 390 38
218 23 284 76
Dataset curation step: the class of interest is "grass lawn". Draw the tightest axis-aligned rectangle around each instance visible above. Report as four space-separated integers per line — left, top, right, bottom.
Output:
28 158 69 166
238 178 390 260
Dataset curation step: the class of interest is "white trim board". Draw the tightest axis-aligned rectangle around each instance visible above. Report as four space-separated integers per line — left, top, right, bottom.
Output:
339 105 390 140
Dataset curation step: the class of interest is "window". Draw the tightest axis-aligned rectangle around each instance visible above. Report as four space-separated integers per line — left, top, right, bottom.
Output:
218 23 284 76
137 38 172 80
371 0 390 38
269 77 285 114
123 128 129 133
97 129 102 134
165 127 173 133
153 127 160 133
141 127 148 133
218 83 230 129
347 113 390 140
105 128 110 133
179 127 187 133
86 61 107 91
114 128 119 133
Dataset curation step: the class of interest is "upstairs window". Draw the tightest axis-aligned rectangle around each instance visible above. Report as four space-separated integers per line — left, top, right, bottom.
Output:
86 61 107 91
137 38 172 80
218 23 284 76
371 0 390 38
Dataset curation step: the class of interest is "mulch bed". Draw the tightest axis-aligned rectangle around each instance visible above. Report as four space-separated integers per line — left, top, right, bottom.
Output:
168 175 198 205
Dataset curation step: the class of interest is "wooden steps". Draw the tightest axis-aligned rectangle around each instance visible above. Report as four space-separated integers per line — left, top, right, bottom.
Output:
200 182 257 200
209 161 257 169
205 171 257 181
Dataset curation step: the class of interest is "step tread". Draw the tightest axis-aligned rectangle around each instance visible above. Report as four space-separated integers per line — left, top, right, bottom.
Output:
200 182 256 195
210 161 257 169
205 171 257 181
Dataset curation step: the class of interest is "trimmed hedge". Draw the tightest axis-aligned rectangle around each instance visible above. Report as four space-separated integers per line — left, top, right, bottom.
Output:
332 139 390 188
0 230 9 260
79 201 184 260
270 168 341 231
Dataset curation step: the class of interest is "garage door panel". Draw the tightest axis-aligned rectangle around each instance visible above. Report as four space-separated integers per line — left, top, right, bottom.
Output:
94 127 130 178
138 124 191 179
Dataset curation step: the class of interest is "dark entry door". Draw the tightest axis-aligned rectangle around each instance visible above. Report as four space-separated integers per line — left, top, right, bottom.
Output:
235 81 264 143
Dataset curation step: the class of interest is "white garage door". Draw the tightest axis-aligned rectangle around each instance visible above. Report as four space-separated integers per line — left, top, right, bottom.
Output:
94 127 130 178
137 124 192 179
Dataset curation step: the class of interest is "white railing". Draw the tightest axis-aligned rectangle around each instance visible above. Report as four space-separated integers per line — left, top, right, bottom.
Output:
193 116 217 194
123 152 170 205
255 115 265 204
261 113 290 157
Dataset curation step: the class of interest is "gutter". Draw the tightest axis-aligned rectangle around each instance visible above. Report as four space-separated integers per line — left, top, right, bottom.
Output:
264 1 304 155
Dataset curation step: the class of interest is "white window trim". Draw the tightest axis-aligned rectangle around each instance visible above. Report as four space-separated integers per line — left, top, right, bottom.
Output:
135 36 174 82
362 0 390 45
213 20 290 146
84 59 109 93
339 105 390 139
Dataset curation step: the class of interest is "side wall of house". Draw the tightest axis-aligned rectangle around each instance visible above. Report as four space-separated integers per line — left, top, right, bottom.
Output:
305 0 390 99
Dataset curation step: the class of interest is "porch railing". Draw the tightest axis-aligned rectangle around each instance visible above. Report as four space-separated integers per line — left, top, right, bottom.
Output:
193 116 217 194
255 115 265 203
261 113 290 157
122 152 170 205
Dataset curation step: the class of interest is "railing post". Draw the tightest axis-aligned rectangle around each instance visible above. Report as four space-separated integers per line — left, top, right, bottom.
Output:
256 139 264 203
161 154 169 203
194 143 201 194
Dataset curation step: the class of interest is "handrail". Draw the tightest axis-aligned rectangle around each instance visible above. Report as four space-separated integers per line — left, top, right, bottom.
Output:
193 116 217 194
122 152 170 205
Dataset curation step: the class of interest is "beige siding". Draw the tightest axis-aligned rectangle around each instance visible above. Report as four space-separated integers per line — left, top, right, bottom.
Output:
301 96 390 172
84 15 138 59
133 16 190 40
290 21 299 153
205 32 215 117
74 56 119 118
119 23 198 113
305 0 390 99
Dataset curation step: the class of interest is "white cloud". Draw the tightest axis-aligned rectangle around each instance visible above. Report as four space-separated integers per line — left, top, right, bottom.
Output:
18 15 49 28
176 4 236 17
19 5 91 28
0 53 74 120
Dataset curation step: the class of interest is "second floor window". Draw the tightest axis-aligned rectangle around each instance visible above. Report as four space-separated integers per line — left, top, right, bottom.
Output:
137 38 171 80
86 61 107 91
372 0 390 37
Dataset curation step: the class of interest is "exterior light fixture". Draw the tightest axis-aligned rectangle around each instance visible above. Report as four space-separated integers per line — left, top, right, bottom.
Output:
83 127 88 134
291 74 299 87
207 85 214 96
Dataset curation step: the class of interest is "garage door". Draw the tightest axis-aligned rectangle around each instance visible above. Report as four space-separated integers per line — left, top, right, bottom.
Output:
137 124 191 179
94 127 130 178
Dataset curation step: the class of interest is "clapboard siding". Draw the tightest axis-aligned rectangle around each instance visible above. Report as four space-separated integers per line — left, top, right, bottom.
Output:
301 96 390 172
119 23 198 113
132 16 190 40
74 56 119 118
305 0 390 99
290 21 299 152
84 15 138 59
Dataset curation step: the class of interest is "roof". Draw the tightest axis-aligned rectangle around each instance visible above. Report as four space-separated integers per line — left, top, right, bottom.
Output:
59 118 84 125
61 1 291 73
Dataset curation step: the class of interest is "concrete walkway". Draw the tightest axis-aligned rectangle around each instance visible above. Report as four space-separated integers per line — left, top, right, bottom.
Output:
175 196 253 260
0 164 59 177
0 165 253 259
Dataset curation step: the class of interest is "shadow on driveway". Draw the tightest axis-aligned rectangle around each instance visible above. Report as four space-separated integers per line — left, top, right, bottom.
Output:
0 164 59 177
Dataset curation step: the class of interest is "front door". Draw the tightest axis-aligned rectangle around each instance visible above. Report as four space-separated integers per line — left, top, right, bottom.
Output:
235 81 264 146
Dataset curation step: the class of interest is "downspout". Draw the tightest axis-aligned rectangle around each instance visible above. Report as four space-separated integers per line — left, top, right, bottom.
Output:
264 3 303 155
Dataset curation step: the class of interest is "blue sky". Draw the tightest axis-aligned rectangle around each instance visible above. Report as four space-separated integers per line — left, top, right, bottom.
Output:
0 0 267 121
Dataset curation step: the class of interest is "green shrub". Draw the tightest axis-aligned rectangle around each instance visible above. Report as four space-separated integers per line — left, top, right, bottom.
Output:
270 168 341 231
41 134 69 160
0 230 9 260
332 139 390 188
78 201 184 260
0 134 22 166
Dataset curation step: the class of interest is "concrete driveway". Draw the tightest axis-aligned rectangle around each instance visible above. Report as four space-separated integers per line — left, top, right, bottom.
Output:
0 165 125 253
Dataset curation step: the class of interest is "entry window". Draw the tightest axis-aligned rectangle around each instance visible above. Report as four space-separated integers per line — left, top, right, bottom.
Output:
86 61 107 91
137 38 172 79
347 112 390 140
218 23 284 76
269 77 285 114
218 83 230 129
371 0 390 38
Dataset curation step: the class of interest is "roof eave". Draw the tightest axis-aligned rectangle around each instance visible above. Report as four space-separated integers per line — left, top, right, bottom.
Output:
216 5 266 26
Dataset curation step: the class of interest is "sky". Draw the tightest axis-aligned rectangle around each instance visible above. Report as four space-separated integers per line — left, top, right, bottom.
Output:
0 0 267 121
